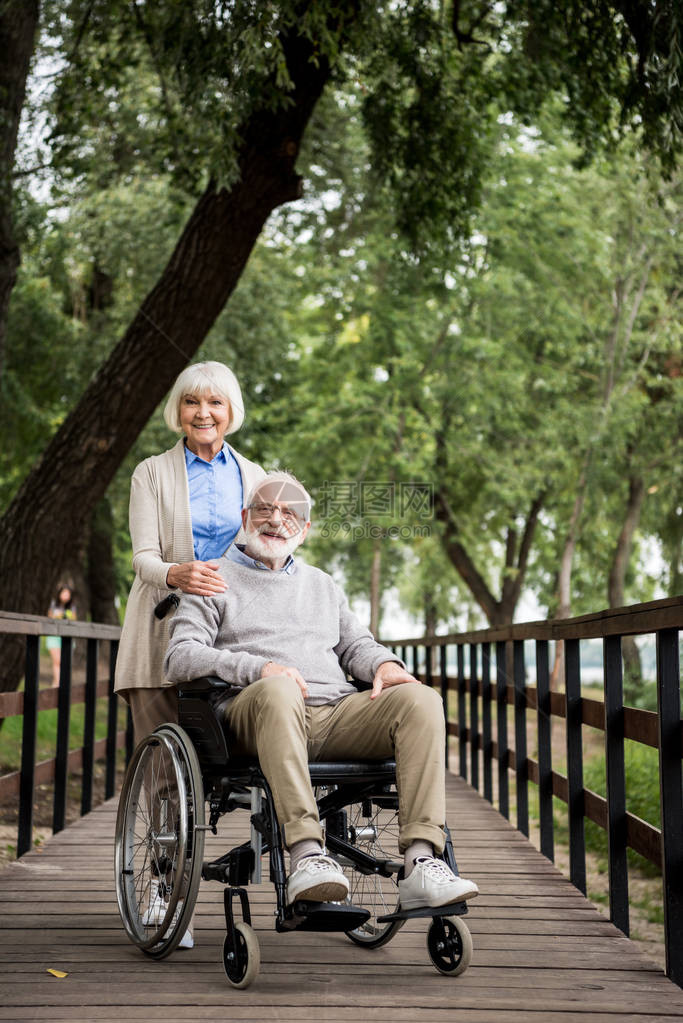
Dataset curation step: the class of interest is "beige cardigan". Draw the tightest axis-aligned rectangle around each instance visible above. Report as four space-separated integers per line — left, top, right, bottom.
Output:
114 438 265 694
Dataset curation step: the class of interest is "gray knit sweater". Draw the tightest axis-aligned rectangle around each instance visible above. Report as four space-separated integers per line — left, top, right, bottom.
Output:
164 553 401 704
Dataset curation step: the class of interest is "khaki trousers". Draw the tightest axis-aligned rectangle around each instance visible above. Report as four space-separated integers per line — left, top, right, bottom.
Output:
127 687 179 748
223 675 446 853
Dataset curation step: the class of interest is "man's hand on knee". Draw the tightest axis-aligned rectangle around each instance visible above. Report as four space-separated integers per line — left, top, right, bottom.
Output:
371 661 420 699
260 661 309 698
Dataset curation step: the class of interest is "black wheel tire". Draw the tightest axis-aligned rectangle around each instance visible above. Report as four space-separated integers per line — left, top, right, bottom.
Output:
426 915 473 976
223 923 260 988
115 724 205 959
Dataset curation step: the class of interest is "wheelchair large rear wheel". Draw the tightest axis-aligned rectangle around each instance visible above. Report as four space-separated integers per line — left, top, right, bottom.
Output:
335 795 405 948
115 723 205 958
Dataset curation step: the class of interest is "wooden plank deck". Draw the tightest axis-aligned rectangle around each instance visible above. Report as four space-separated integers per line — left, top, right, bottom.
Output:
1 773 683 1023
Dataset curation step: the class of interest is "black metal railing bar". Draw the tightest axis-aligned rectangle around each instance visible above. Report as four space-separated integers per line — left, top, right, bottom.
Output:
387 595 683 988
0 612 129 857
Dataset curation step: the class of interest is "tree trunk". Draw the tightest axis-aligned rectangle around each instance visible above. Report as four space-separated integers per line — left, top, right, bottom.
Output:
424 598 438 674
369 537 382 638
549 460 591 690
608 474 646 695
435 486 544 627
0 6 354 691
87 498 120 627
0 0 40 380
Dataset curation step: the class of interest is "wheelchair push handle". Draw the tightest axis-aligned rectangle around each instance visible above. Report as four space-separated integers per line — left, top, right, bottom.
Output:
154 593 180 619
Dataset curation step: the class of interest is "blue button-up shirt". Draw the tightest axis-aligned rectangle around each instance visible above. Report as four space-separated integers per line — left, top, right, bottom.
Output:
184 442 243 561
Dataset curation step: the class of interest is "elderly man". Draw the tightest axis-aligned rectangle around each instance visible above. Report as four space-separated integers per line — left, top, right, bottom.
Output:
164 471 478 910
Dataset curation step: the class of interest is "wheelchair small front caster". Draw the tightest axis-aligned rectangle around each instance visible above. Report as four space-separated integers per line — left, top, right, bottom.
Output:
426 915 472 977
222 922 260 988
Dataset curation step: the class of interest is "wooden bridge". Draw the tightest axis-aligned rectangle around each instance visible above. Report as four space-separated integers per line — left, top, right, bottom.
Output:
1 598 682 1020
3 770 683 1021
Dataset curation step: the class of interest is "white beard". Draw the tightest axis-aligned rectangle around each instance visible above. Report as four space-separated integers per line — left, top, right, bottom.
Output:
244 524 302 564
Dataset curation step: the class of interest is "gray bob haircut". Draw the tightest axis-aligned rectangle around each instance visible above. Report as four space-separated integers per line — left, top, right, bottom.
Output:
163 361 245 434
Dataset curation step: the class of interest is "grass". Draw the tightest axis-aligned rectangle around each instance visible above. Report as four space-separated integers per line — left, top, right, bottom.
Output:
0 697 125 772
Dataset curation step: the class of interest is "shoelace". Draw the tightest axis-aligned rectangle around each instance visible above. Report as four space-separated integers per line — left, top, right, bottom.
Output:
414 857 456 887
297 855 342 875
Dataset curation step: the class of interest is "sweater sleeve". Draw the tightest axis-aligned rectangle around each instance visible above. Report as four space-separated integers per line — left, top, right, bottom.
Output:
164 592 269 687
129 460 178 590
333 583 404 682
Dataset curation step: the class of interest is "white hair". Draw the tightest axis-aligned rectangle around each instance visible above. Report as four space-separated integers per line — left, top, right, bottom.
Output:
163 361 245 434
247 470 312 522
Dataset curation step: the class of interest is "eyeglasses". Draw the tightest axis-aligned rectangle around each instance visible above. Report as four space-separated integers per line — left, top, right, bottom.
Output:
248 502 306 527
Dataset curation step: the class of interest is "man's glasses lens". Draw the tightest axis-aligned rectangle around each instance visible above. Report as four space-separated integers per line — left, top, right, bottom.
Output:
250 502 302 525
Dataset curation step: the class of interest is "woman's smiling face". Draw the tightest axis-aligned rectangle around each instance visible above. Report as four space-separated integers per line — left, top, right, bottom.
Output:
180 391 232 458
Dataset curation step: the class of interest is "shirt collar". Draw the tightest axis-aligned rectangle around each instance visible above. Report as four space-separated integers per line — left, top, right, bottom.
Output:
184 441 229 467
227 544 297 575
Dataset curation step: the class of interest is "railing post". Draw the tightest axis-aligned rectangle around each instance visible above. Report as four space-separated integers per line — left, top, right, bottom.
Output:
81 638 98 816
482 642 493 803
440 644 449 769
656 627 683 987
535 639 554 862
496 640 509 819
425 644 433 688
469 643 479 792
105 640 119 800
53 636 73 834
457 644 467 780
513 639 528 836
18 635 39 857
412 644 419 681
603 634 629 936
565 637 586 894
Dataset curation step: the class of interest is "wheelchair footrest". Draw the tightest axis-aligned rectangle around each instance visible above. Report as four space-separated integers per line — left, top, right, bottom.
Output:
377 901 468 924
278 901 371 933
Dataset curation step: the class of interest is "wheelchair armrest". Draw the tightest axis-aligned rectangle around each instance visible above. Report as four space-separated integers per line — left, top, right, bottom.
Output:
177 677 232 766
176 675 231 699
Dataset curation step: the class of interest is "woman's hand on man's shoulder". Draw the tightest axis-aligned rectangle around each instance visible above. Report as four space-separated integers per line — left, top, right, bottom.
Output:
166 560 228 596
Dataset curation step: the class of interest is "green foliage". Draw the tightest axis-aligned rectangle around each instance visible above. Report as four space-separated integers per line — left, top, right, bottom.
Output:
582 740 662 875
43 0 370 194
5 2 682 632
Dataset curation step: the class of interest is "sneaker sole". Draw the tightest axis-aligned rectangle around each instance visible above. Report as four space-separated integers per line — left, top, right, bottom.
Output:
399 888 478 910
288 879 349 903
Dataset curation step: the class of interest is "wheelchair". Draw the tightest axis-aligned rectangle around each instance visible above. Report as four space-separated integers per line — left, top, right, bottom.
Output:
114 677 473 988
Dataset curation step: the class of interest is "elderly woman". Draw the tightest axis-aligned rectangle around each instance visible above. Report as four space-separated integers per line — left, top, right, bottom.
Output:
114 361 265 745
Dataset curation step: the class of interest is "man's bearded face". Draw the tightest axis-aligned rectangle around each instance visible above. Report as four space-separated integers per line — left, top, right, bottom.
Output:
244 517 303 562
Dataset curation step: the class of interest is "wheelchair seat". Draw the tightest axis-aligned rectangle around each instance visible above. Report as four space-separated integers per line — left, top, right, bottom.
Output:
176 676 397 782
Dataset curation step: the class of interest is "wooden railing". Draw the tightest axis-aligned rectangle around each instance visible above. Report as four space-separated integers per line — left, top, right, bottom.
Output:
0 611 130 857
387 595 683 988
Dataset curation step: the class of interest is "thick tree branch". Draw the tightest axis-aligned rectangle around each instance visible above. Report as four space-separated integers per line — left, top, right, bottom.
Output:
434 488 499 623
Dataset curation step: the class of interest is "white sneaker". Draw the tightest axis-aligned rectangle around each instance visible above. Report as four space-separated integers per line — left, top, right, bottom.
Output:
142 879 167 926
286 854 350 904
398 857 479 910
164 900 194 950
